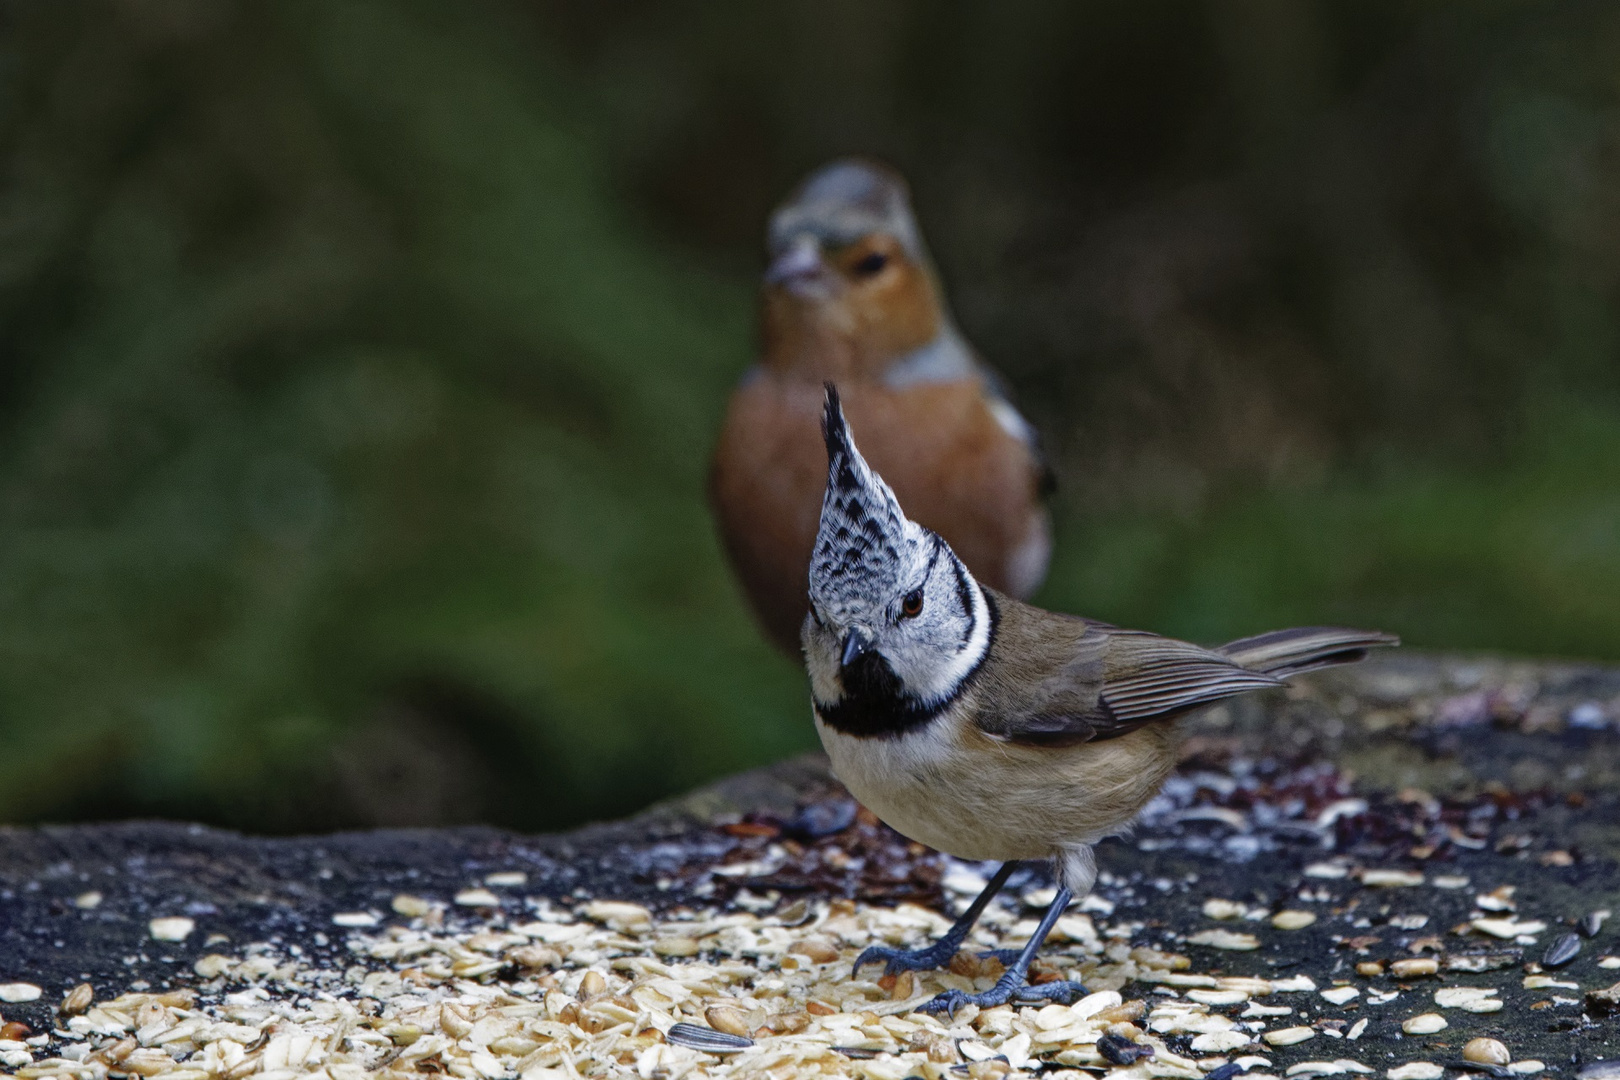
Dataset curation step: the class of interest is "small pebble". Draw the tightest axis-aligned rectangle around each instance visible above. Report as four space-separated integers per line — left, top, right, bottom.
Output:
1264 1026 1316 1046
665 1022 753 1053
1541 932 1582 968
1402 1013 1447 1035
1273 911 1318 931
1388 1065 1444 1080
1464 1039 1510 1066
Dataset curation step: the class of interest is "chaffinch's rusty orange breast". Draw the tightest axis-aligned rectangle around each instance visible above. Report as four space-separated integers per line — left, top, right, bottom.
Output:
710 158 1054 655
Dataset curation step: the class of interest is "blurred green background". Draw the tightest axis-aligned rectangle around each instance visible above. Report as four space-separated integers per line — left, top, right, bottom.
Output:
3 0 1619 832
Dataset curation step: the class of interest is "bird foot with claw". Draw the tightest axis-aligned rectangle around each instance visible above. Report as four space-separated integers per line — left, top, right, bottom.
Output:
852 940 964 977
920 978 1087 1017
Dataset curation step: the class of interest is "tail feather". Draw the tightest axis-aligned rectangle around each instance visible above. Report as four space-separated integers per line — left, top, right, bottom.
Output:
1218 626 1398 679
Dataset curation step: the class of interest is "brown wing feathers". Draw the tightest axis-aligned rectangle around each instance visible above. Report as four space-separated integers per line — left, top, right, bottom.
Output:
1217 626 1400 678
979 593 1395 747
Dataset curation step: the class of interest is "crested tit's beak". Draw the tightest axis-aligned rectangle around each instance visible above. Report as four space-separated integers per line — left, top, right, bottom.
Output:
841 626 875 668
764 235 829 296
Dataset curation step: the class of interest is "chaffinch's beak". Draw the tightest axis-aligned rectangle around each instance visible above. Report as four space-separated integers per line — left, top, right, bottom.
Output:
764 235 829 295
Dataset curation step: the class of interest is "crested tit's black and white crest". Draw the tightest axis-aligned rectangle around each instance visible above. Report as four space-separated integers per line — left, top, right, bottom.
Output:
804 386 993 734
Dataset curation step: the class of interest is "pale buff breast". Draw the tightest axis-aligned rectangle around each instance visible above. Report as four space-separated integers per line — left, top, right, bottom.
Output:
815 707 1177 863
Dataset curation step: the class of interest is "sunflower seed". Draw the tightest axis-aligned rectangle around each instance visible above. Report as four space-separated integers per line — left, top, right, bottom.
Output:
1543 932 1581 968
1097 1032 1154 1065
665 1022 753 1053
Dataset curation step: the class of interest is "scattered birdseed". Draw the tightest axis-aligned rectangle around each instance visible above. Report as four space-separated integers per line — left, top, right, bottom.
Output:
485 871 528 887
72 891 102 909
1272 911 1317 931
1304 863 1351 879
1360 870 1424 888
1188 989 1251 1006
332 911 381 928
1389 959 1439 979
1600 956 1620 969
148 916 195 942
1321 986 1359 1005
1204 899 1247 920
1287 1061 1373 1076
1265 1026 1317 1046
1463 1038 1511 1066
1188 929 1261 951
58 983 93 1017
392 894 434 917
1431 876 1471 890
1402 1013 1448 1035
453 888 501 907
1388 1064 1444 1080
1434 987 1502 1012
1471 918 1546 939
0 982 42 1003
1508 1062 1545 1075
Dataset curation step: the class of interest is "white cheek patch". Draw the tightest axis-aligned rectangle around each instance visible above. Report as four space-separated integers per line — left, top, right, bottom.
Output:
901 575 990 706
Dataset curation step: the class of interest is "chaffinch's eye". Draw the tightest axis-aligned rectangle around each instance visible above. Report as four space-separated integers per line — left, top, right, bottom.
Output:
852 251 889 276
900 588 924 619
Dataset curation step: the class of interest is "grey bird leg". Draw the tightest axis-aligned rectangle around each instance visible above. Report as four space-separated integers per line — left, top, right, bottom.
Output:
853 862 1017 977
919 883 1087 1016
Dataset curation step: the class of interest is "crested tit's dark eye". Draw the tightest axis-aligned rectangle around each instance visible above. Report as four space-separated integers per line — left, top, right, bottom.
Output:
900 588 924 619
852 251 889 277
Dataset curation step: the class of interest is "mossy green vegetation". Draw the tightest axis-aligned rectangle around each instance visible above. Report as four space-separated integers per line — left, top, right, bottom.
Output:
1 1 1618 830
